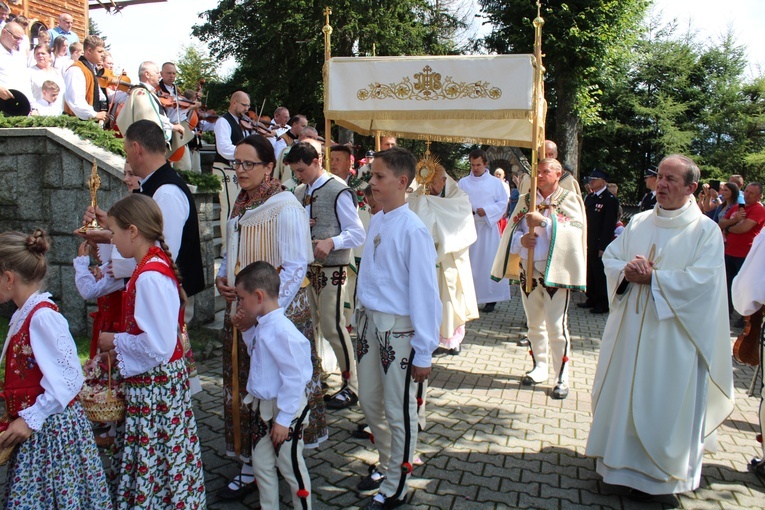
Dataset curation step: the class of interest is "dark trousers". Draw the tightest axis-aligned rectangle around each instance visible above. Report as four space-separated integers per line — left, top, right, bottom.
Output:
725 254 746 315
586 251 608 309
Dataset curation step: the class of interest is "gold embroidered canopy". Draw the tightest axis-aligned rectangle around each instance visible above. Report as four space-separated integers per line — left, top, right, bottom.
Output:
324 55 537 147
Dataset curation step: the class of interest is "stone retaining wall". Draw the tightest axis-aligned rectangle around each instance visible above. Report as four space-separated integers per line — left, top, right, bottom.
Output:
0 127 215 335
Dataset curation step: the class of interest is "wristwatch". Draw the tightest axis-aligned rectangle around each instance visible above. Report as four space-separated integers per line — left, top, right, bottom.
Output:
540 219 548 228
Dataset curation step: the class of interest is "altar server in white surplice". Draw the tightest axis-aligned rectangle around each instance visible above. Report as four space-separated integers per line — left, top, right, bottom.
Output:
586 155 734 503
457 149 510 313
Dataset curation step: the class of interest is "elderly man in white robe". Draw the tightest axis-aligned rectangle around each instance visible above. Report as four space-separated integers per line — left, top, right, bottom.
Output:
409 164 479 355
732 230 765 474
585 154 734 505
458 149 510 313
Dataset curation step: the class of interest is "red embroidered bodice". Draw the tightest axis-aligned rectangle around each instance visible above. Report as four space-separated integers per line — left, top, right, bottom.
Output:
2 301 57 418
123 247 184 363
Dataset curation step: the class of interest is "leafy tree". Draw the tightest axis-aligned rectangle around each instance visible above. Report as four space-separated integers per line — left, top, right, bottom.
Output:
88 19 110 49
192 0 466 144
478 0 650 176
175 44 220 96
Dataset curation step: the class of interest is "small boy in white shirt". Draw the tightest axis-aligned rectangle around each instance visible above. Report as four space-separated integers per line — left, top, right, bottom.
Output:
235 261 313 510
31 80 63 116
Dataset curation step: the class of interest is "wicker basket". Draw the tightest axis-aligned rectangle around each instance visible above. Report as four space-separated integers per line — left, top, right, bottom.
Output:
0 432 14 466
80 355 125 423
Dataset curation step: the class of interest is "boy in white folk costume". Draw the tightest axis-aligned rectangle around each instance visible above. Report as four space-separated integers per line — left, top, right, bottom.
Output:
356 147 441 509
235 261 314 510
492 158 587 399
585 155 734 505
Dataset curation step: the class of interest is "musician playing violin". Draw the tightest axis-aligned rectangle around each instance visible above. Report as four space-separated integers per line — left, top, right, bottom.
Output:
112 61 184 141
159 62 202 170
214 91 253 243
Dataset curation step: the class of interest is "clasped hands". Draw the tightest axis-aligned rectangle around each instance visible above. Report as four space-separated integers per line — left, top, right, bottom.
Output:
623 255 653 285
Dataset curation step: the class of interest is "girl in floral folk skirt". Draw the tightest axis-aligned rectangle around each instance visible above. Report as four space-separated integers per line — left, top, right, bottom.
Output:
0 229 110 509
97 194 206 509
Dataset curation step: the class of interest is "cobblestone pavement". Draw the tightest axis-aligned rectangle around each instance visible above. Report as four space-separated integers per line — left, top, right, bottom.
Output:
195 286 765 509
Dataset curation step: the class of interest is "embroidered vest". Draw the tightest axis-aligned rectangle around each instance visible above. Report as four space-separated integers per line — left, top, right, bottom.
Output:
123 247 185 367
295 177 353 266
2 302 57 418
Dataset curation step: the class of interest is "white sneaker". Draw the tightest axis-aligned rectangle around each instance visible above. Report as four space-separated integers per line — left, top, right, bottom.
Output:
522 364 548 385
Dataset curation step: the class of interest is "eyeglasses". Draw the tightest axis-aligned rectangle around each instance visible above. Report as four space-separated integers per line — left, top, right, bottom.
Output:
231 160 268 171
2 29 23 42
237 102 251 108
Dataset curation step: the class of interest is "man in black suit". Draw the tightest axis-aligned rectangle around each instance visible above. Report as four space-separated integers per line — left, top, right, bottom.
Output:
638 165 658 212
579 169 619 314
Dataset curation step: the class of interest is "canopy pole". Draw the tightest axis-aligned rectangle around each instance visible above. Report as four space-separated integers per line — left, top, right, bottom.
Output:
374 131 381 151
525 1 546 293
322 6 333 170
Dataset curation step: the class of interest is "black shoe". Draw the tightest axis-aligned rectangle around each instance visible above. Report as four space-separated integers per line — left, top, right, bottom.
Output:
590 306 609 314
551 383 569 400
517 337 530 347
352 424 372 439
626 489 680 507
482 302 496 313
749 457 765 476
217 474 258 501
577 301 594 308
366 496 405 509
433 347 449 356
521 375 535 386
358 469 386 491
447 346 461 356
326 388 358 410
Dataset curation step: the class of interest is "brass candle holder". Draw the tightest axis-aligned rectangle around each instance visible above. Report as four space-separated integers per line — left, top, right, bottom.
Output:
78 159 103 233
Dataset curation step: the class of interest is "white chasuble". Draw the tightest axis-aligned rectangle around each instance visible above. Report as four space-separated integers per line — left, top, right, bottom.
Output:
458 171 511 304
586 200 734 494
408 177 479 339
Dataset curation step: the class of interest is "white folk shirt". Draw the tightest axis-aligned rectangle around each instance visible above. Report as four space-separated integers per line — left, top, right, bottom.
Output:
306 173 366 250
139 170 190 260
510 190 554 273
114 257 180 377
63 61 106 120
357 203 441 368
74 255 126 299
240 308 312 427
3 292 84 431
28 65 65 113
214 113 245 162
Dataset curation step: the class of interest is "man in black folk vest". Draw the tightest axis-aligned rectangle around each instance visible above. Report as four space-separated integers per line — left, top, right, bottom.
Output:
213 91 252 243
125 120 205 299
286 140 366 410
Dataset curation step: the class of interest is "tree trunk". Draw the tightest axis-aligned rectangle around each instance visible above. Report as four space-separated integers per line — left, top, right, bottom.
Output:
554 76 582 179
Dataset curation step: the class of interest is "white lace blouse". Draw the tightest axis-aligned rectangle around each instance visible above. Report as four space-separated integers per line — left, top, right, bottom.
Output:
2 292 84 431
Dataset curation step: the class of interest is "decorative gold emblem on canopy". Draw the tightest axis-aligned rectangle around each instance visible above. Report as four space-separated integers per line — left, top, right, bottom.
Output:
357 65 502 102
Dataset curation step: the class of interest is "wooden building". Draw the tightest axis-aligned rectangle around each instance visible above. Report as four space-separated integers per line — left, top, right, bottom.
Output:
4 0 166 44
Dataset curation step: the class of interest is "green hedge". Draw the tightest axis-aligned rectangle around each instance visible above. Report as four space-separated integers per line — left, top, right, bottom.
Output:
0 115 126 156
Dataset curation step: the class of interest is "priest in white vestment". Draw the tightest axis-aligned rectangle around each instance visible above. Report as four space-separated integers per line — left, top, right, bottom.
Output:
586 155 734 501
732 231 765 473
409 165 479 355
458 149 511 312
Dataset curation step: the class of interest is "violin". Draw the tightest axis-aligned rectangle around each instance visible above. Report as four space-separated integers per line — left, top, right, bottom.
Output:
97 70 132 93
734 307 763 366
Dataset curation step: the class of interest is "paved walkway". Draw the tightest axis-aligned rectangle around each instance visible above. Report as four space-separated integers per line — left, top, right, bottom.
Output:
196 287 765 509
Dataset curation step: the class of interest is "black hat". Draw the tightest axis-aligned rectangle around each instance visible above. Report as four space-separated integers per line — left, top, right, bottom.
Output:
587 169 609 181
365 150 375 158
0 90 31 117
644 165 658 178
